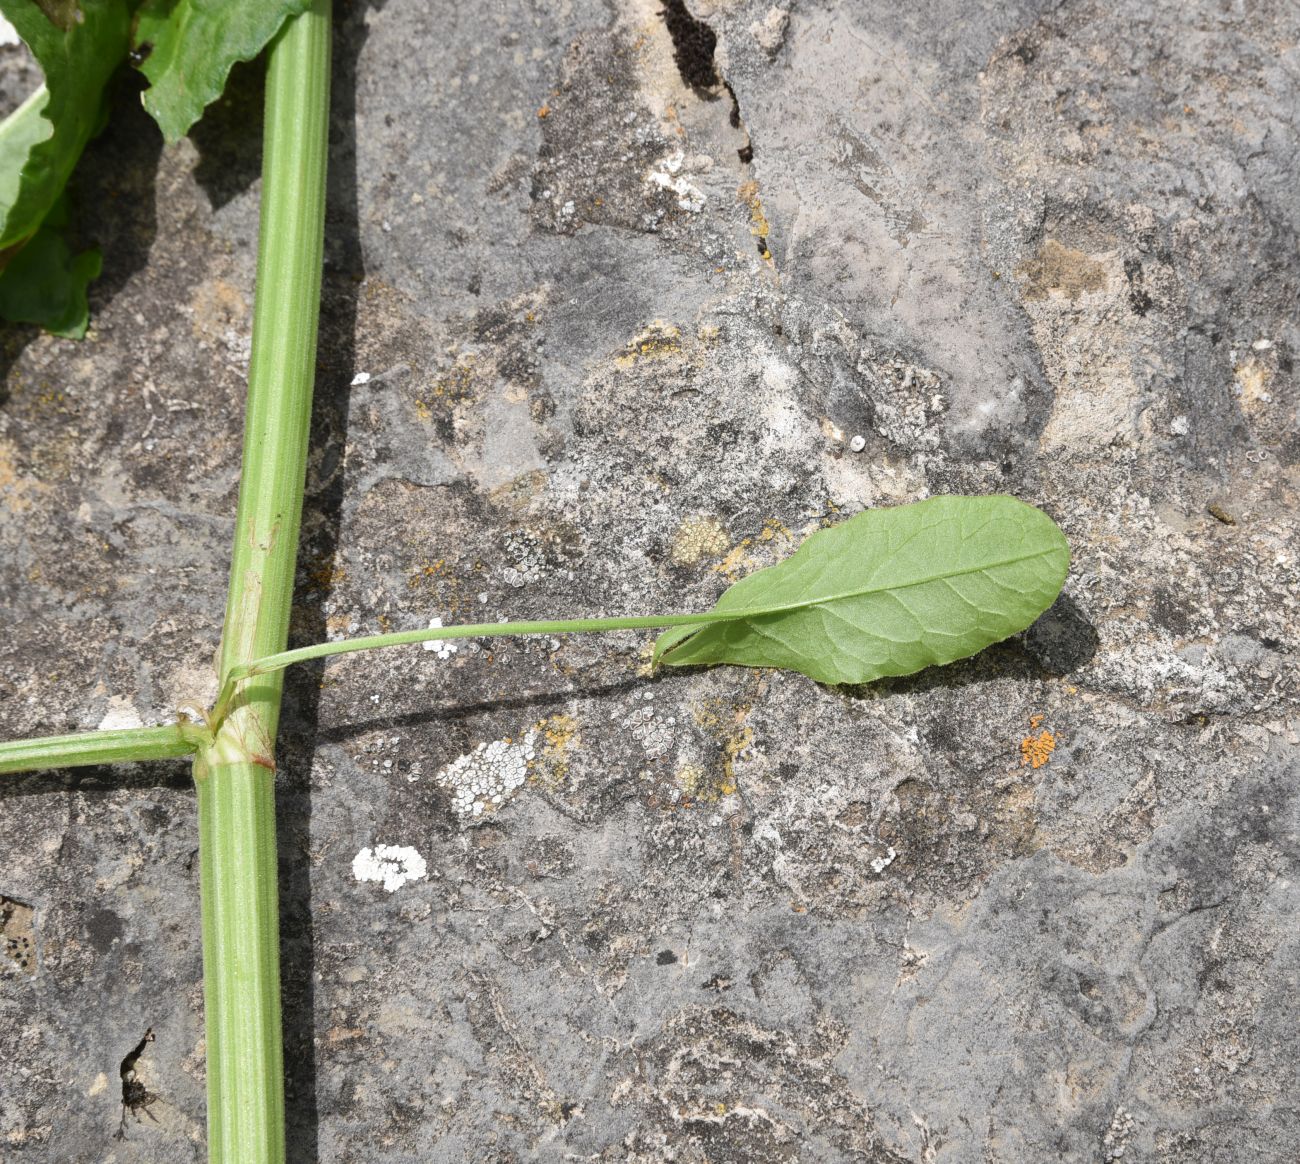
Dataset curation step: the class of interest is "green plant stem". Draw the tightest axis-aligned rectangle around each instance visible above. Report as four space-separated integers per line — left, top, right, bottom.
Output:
0 721 204 776
194 4 330 1162
211 609 739 718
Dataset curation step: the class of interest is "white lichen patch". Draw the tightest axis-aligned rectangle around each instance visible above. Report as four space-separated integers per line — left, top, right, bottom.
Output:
501 531 544 588
434 730 538 822
647 150 706 213
870 845 898 874
856 352 948 452
352 845 427 892
620 691 675 759
97 695 143 732
421 616 458 659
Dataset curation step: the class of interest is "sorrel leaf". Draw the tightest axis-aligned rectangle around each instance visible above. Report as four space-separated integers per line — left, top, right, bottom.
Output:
135 0 311 142
0 0 129 251
0 218 100 337
653 495 1069 685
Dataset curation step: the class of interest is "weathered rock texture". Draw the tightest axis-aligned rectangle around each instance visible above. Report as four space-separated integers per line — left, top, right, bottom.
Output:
2 1 1298 1160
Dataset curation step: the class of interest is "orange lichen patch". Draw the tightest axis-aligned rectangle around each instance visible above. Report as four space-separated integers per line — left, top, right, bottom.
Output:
614 321 683 368
408 557 447 587
415 354 479 420
662 102 687 140
738 179 772 262
536 104 550 119
757 517 792 544
1021 715 1057 769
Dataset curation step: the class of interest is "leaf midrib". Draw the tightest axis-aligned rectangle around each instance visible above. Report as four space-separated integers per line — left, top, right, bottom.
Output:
714 545 1062 621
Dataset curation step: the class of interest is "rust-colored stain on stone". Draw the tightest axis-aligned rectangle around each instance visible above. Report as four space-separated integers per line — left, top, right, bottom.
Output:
1016 238 1109 300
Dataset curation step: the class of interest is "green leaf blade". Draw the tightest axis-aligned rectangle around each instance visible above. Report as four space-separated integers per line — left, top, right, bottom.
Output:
0 222 101 337
0 0 130 250
654 495 1070 685
135 0 312 142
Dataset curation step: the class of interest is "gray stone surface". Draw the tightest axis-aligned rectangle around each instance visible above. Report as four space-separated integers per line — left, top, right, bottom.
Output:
2 0 1299 1160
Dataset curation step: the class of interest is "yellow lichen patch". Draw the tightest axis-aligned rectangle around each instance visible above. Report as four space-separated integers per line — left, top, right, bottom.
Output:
414 354 479 420
671 514 729 566
673 759 735 805
1233 357 1271 415
757 517 792 545
405 558 476 620
0 438 48 514
711 538 761 583
303 556 347 594
738 179 772 262
614 321 682 368
1016 238 1110 301
529 713 581 790
691 696 754 797
430 355 479 401
718 729 751 796
674 762 707 799
1020 714 1058 769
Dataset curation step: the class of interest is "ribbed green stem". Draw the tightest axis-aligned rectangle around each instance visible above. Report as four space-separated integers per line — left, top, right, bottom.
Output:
194 4 331 1162
0 722 204 776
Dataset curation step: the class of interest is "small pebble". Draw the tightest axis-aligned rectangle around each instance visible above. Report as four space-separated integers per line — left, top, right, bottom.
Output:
848 434 867 452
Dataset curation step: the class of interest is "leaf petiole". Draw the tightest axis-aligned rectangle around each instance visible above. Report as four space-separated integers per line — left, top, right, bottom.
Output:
210 609 734 726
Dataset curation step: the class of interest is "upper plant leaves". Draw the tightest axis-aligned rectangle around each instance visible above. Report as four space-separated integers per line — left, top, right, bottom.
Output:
654 495 1070 685
0 0 130 252
0 87 53 250
134 0 311 143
